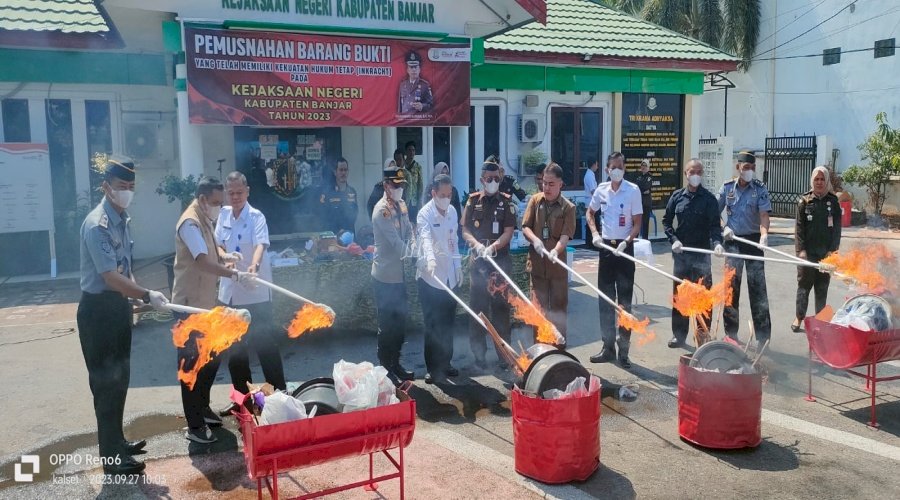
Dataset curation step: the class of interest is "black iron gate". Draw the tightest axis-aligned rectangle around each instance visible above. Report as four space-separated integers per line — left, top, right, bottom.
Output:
764 135 817 217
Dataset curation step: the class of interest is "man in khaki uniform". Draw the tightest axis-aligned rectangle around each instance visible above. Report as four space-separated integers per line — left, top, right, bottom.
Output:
521 163 576 347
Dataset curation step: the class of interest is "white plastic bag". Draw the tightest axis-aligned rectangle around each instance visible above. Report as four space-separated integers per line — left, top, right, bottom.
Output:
259 391 308 426
543 376 588 400
333 360 399 412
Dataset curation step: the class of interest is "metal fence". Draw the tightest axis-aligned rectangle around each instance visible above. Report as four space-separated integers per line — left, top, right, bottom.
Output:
764 136 817 217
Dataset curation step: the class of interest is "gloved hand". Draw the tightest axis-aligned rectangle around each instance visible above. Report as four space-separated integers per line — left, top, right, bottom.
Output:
472 243 486 258
235 271 257 285
531 239 545 255
548 248 560 262
148 290 169 311
591 232 602 249
759 233 768 247
614 240 628 256
426 259 436 275
222 251 242 264
819 262 836 274
722 227 734 241
713 243 726 258
483 244 497 259
671 240 683 254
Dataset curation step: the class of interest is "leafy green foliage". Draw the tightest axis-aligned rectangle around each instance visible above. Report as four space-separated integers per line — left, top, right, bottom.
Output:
842 112 900 216
155 174 198 210
521 149 548 175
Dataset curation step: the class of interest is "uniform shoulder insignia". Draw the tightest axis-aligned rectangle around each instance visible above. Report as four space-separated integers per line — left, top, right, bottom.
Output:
753 179 765 187
725 179 736 185
98 213 108 229
500 192 511 199
510 204 517 214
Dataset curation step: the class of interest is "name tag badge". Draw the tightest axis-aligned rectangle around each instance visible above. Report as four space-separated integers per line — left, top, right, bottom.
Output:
492 221 499 234
542 226 550 239
827 216 833 227
619 213 626 227
807 215 813 221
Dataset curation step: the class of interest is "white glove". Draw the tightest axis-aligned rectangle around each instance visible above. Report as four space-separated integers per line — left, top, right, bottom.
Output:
483 244 497 259
713 243 726 258
531 239 545 255
722 227 734 241
758 234 768 247
426 259 436 275
614 240 628 256
591 232 603 249
148 290 169 311
222 251 242 264
235 271 257 285
548 248 560 262
671 240 683 254
819 262 836 274
472 243 486 258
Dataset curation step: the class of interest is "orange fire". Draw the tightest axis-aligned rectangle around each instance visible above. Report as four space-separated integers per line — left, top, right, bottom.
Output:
821 244 897 294
517 350 532 372
172 307 250 390
673 267 736 320
286 303 336 338
487 274 563 345
617 310 655 346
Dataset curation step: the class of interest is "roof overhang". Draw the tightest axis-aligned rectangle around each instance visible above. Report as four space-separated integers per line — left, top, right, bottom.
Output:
0 1 124 49
486 48 739 73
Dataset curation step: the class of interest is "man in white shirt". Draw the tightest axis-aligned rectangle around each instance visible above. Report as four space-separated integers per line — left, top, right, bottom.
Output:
215 172 285 415
416 174 462 384
583 158 599 198
585 152 643 369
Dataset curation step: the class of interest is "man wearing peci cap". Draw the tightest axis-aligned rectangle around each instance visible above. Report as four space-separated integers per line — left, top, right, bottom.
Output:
372 162 416 384
78 155 170 475
398 51 433 115
717 151 772 345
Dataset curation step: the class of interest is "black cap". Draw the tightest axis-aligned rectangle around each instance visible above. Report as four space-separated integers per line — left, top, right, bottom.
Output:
92 153 136 182
383 166 409 185
405 51 422 66
736 151 756 164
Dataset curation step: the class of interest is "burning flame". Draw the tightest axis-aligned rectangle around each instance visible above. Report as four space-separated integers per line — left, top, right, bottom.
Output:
673 267 736 320
517 350 531 372
821 244 897 294
487 274 563 345
617 310 655 346
172 307 250 390
286 303 336 338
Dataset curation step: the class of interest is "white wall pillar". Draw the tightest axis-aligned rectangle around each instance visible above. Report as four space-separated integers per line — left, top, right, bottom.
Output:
450 126 469 195
175 63 203 178
70 99 90 201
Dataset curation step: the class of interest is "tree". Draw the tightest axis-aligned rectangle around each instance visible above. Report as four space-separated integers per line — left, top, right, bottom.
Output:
842 112 900 218
600 0 760 70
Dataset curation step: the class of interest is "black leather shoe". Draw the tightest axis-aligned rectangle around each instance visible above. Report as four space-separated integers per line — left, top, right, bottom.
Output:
667 337 685 349
424 373 435 384
121 439 147 455
790 320 803 332
618 356 632 369
589 349 616 364
446 366 459 377
103 455 145 475
219 402 241 417
392 364 415 381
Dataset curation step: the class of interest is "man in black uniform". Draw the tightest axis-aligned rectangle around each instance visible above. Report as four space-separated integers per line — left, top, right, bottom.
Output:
490 154 527 202
78 155 169 474
461 159 517 370
663 159 725 348
319 157 358 236
634 159 653 239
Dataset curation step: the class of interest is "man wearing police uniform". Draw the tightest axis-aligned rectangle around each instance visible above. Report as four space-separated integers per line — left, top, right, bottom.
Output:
461 159 517 370
319 157 358 235
78 155 169 475
488 155 527 202
717 151 772 344
664 159 725 348
398 51 433 115
372 164 415 384
586 152 643 369
634 159 653 239
522 163 576 346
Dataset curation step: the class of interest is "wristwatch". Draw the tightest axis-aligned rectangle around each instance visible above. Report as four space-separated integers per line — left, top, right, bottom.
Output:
141 290 151 304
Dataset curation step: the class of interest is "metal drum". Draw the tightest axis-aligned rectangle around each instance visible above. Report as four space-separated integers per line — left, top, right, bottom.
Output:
520 343 591 396
689 340 753 372
291 377 343 415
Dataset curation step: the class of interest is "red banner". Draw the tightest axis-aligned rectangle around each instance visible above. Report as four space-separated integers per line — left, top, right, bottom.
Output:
185 26 470 127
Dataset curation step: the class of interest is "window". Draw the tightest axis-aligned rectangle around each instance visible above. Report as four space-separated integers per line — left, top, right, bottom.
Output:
1 99 30 142
823 47 841 65
550 107 603 189
874 38 895 58
467 104 501 190
432 127 450 167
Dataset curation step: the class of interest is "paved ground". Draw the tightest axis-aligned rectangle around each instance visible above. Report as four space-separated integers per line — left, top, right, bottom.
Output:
0 220 898 499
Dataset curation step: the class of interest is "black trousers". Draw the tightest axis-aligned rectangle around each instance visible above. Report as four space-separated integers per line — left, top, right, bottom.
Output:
469 256 512 362
723 235 772 342
597 243 635 356
77 291 132 459
640 203 651 239
175 311 222 429
224 301 286 394
417 279 456 375
796 256 831 321
373 279 407 367
671 252 712 342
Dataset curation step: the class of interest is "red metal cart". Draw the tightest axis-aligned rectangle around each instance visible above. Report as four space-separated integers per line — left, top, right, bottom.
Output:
804 317 900 428
234 390 416 499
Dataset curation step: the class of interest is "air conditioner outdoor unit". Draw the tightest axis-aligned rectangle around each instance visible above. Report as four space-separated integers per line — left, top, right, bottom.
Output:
519 114 544 143
122 112 176 161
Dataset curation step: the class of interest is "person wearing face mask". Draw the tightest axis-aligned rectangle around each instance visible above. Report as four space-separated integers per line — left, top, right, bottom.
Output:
663 159 725 348
372 160 416 385
585 152 643 369
78 155 170 475
634 159 654 239
416 174 463 384
367 149 408 217
522 163 576 347
461 159 517 370
792 166 842 332
425 162 462 221
717 151 772 345
173 176 256 444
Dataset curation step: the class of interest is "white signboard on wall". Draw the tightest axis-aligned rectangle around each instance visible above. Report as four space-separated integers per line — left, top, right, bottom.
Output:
0 143 53 234
698 136 733 193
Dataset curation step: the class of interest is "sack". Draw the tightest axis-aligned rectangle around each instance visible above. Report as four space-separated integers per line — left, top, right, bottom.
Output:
333 360 399 412
259 391 310 426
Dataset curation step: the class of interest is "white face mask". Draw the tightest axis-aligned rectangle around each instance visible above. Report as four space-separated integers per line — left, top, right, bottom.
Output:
740 170 754 182
202 201 220 222
484 179 499 194
108 188 134 209
609 169 624 183
389 186 404 202
435 197 451 211
688 174 702 187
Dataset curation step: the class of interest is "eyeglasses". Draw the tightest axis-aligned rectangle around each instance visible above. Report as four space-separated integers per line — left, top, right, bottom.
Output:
482 176 501 182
